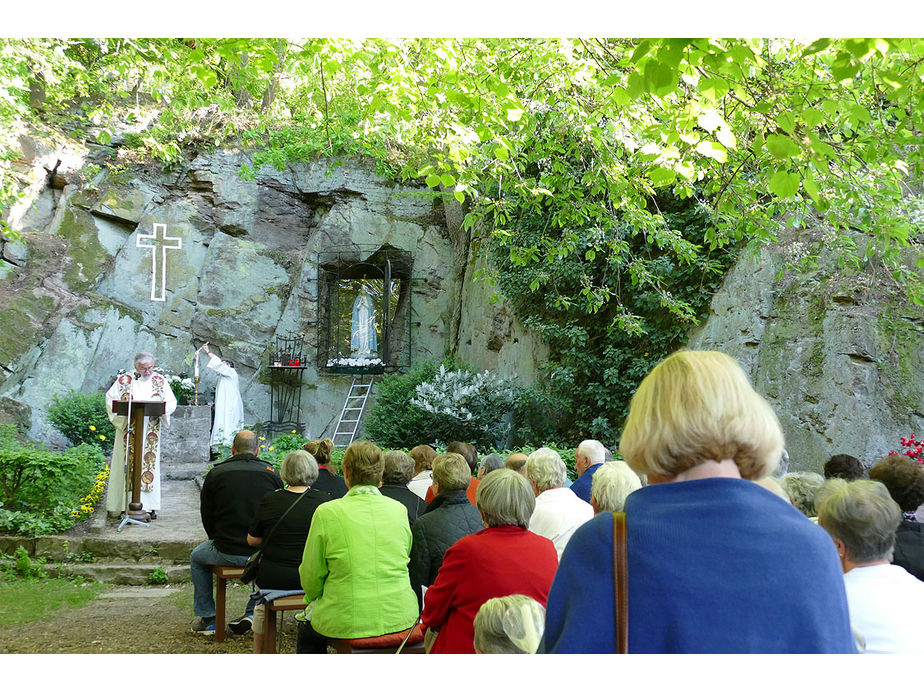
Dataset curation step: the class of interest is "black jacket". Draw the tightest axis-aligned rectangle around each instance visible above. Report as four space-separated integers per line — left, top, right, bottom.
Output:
312 466 347 498
380 483 427 526
200 453 283 555
893 519 924 581
408 489 484 608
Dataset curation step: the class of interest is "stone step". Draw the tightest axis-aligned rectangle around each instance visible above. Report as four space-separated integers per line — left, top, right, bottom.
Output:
0 535 198 565
44 561 193 585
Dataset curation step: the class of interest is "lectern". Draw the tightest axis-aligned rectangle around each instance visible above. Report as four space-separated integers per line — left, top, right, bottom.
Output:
112 399 166 531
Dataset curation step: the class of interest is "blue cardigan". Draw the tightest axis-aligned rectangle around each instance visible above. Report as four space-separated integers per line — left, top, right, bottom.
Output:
540 477 857 653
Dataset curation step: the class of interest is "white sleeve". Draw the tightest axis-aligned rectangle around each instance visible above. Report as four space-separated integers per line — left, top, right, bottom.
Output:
105 379 125 427
207 353 234 378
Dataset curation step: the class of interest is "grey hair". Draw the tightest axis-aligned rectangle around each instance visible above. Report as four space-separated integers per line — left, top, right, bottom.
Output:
577 439 606 465
382 450 415 485
814 477 849 516
134 351 154 366
476 469 536 528
473 594 546 654
479 453 505 476
590 461 642 513
525 447 567 492
281 450 319 487
819 480 902 564
779 471 825 516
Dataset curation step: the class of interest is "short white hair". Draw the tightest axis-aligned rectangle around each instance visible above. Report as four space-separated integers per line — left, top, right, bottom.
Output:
577 439 606 465
525 447 567 492
590 461 642 513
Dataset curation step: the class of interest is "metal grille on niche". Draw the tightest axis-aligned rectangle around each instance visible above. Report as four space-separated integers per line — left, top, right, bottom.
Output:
317 246 417 375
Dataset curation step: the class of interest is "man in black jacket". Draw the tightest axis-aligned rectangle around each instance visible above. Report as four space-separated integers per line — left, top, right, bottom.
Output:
189 430 283 634
408 453 484 609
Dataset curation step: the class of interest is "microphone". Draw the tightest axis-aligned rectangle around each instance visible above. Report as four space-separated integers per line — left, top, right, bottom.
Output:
133 372 141 380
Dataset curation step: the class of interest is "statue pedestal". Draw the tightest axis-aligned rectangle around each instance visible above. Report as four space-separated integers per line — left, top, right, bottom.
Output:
160 405 211 478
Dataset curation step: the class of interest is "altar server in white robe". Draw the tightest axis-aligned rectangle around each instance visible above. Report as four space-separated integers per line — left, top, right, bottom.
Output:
203 344 244 447
104 350 177 518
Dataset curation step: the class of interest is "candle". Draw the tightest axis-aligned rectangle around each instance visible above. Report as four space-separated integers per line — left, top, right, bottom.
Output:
194 348 199 378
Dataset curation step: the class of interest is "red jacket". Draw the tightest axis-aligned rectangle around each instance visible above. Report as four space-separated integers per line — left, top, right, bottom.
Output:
425 476 480 505
420 525 558 654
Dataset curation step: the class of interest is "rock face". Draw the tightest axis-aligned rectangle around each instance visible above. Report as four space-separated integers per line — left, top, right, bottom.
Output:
687 228 924 472
0 129 544 445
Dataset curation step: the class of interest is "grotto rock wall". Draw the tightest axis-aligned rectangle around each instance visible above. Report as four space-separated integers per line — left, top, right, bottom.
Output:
687 227 923 473
0 127 510 445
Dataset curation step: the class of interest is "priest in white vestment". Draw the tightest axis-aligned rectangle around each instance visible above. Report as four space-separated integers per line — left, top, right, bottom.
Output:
203 345 244 447
104 351 177 518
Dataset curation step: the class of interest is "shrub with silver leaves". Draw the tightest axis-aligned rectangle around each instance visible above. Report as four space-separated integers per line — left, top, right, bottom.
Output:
410 365 517 448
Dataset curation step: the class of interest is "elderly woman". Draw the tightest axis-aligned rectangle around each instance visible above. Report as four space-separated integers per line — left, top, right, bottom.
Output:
818 480 924 654
296 441 418 653
824 454 865 481
869 455 924 580
526 447 593 558
477 453 505 479
238 450 332 650
408 453 484 607
303 438 347 498
421 469 558 654
541 350 856 653
473 594 546 654
408 444 437 500
379 449 427 524
779 471 825 517
589 461 642 514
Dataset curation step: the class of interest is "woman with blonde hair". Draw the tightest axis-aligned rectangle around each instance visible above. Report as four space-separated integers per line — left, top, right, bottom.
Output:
542 350 855 653
303 438 347 498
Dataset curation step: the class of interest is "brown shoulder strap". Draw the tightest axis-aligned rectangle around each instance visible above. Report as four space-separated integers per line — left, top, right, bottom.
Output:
613 511 628 654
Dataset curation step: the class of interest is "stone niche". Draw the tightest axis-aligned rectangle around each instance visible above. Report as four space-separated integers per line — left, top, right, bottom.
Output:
316 245 414 374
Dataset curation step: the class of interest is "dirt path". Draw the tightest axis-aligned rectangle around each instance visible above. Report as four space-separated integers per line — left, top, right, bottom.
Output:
0 582 299 654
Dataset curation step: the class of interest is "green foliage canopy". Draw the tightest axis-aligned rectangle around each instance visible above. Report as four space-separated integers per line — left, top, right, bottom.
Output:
1 38 920 316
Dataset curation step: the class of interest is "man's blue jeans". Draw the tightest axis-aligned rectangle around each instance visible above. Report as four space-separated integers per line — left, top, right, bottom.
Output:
190 540 257 619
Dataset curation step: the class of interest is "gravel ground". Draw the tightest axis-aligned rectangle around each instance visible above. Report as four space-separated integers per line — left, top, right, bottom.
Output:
0 581 300 654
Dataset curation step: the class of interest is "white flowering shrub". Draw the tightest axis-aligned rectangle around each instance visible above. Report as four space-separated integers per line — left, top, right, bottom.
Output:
410 365 517 448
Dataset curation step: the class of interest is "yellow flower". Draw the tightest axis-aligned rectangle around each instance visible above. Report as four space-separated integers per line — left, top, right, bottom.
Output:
291 430 297 434
259 436 266 441
269 446 274 451
99 435 106 441
89 425 96 431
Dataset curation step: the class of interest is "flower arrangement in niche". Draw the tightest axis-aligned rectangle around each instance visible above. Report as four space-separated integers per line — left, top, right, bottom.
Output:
889 434 923 463
153 367 195 404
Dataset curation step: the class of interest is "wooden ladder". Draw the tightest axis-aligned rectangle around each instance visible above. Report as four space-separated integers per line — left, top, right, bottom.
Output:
332 376 374 448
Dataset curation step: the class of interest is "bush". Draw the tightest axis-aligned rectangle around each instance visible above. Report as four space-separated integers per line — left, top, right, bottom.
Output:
47 391 115 454
0 546 48 581
364 360 442 448
146 568 168 585
0 425 107 536
257 431 309 467
410 365 517 449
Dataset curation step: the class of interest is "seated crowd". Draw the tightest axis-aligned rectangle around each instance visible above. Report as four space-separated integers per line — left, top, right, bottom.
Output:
191 350 924 654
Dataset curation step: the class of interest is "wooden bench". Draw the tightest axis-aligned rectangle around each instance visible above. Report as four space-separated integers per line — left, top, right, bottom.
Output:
260 593 307 654
211 565 244 642
259 595 425 654
327 623 426 654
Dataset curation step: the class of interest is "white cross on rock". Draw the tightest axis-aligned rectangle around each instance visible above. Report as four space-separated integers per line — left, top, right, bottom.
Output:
136 223 182 302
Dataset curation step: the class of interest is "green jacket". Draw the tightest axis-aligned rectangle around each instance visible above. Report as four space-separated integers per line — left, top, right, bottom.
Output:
299 485 418 638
